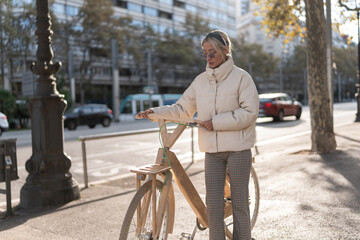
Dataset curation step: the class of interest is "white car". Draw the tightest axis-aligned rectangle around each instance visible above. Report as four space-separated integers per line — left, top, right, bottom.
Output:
0 112 9 136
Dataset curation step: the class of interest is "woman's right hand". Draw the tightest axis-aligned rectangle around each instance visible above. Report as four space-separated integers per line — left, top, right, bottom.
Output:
136 109 154 119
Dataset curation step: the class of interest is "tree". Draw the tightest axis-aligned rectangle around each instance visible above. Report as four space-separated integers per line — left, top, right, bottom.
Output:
232 38 280 81
153 13 210 88
72 0 117 104
0 0 36 95
254 0 336 153
305 0 336 152
0 88 16 124
333 45 357 80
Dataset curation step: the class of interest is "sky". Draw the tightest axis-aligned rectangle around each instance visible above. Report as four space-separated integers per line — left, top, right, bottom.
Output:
332 0 359 44
340 20 358 43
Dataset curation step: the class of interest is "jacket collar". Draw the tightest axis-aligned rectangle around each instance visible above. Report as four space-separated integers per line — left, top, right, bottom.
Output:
206 56 234 83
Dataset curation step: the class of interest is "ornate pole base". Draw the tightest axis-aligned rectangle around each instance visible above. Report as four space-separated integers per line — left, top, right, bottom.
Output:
19 95 80 209
20 173 79 209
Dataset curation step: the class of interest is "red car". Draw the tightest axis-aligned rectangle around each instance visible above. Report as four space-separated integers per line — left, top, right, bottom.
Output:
258 93 302 121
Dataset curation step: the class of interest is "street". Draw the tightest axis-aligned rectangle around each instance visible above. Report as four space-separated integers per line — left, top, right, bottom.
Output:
0 102 357 209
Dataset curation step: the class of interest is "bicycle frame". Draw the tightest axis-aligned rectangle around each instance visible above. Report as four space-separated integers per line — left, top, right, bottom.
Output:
129 115 234 239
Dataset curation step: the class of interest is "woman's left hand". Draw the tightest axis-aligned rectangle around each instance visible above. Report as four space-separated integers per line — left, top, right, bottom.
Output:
199 119 214 131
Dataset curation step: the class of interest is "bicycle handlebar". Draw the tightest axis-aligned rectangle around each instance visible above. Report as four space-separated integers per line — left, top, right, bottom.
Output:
135 113 203 125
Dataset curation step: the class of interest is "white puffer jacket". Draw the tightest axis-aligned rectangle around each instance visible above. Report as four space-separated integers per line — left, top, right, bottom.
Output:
153 57 259 153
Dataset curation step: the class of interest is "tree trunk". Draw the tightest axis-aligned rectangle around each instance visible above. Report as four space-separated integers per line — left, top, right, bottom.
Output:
304 0 336 153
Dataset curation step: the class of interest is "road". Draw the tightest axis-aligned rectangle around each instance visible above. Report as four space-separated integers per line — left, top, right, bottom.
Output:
0 102 357 208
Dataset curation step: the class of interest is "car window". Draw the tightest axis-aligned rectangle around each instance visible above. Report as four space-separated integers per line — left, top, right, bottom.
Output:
284 96 291 101
93 106 105 113
70 107 80 114
81 106 93 114
260 98 272 102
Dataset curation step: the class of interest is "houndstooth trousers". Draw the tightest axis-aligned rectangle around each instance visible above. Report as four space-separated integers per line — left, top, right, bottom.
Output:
205 150 252 240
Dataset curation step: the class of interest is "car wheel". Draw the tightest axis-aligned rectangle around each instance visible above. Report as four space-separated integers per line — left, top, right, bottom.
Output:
88 124 96 128
0 128 2 136
296 108 302 120
102 118 111 127
274 110 284 122
67 120 77 130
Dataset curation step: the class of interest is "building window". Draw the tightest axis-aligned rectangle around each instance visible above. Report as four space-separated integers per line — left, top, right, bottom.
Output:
218 13 227 21
144 6 158 17
128 2 142 13
159 10 172 20
174 0 185 8
159 0 172 5
52 3 65 15
197 7 207 15
208 0 217 6
159 25 167 33
173 14 185 23
66 5 79 16
115 0 127 8
185 4 196 13
73 25 83 32
228 16 236 24
219 1 227 9
132 19 144 27
145 23 159 32
12 0 31 6
208 10 217 18
241 0 249 15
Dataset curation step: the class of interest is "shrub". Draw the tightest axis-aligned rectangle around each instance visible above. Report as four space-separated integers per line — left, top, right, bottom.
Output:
0 89 16 125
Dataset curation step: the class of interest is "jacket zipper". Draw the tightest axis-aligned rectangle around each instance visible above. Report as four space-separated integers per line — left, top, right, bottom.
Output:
213 73 219 152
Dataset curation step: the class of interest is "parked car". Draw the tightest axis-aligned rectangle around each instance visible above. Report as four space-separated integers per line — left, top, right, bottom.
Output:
258 93 302 121
64 104 113 130
0 112 9 136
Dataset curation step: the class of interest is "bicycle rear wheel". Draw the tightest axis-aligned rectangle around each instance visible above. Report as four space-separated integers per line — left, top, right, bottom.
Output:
120 179 170 240
224 165 260 239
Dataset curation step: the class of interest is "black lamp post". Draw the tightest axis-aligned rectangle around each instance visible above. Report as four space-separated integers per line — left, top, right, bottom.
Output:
339 0 360 122
356 4 360 122
19 0 79 209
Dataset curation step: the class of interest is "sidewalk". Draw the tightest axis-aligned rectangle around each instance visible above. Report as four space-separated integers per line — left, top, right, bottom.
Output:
0 122 360 240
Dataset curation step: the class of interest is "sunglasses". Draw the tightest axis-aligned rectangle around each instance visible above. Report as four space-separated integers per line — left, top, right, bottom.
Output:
201 52 217 59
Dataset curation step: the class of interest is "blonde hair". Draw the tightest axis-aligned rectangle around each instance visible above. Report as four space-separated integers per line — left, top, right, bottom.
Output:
201 30 232 61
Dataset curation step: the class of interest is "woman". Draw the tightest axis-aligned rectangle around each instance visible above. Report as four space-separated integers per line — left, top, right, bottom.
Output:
138 30 259 240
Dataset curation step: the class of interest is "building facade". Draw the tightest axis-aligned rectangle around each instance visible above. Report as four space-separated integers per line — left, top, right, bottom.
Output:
236 0 299 59
51 0 238 102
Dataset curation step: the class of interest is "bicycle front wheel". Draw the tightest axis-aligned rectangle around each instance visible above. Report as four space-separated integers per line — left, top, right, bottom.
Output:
224 165 260 239
120 179 170 240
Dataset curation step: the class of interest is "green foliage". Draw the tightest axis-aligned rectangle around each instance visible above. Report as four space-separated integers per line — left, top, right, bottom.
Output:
333 45 357 79
283 45 307 74
14 98 30 129
142 13 212 87
253 0 306 43
72 0 122 103
232 38 280 79
0 88 16 123
0 0 36 97
183 13 211 45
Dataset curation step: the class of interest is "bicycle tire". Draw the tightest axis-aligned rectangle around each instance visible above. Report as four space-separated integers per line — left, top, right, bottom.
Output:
249 166 260 230
119 179 170 240
224 165 260 239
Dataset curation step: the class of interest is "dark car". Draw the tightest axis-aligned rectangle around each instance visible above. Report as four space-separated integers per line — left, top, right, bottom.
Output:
64 104 113 130
0 112 9 136
258 93 302 121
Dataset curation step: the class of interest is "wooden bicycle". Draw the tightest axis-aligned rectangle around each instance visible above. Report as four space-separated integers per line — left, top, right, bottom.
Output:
119 114 259 240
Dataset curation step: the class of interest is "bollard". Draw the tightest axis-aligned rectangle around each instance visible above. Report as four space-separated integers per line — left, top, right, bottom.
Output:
81 140 89 188
5 155 13 217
